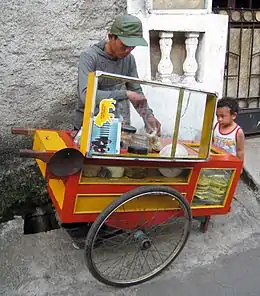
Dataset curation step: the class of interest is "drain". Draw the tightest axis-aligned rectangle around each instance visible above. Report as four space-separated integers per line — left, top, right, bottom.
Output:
61 222 91 239
241 170 258 192
23 206 60 235
61 222 92 248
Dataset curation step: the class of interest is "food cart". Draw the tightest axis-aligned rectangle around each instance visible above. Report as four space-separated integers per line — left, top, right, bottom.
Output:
12 71 243 287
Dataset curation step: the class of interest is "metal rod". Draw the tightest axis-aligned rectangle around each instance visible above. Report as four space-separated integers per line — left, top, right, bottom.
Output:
258 66 260 107
247 16 255 101
19 149 54 163
198 94 216 159
95 71 216 96
171 88 184 158
228 0 236 9
11 127 35 136
225 16 231 97
236 16 243 100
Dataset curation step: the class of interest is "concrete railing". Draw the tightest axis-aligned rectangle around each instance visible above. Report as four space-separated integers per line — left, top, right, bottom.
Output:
156 31 200 84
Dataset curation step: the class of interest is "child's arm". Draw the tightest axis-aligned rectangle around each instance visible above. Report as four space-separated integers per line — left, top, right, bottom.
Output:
236 129 245 163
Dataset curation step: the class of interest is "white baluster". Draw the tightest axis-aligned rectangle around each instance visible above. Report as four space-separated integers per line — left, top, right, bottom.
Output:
182 32 199 83
157 31 174 83
143 0 152 14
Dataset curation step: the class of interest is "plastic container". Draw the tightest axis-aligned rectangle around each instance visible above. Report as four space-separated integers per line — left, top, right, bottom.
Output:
130 134 150 151
121 125 137 149
106 166 125 178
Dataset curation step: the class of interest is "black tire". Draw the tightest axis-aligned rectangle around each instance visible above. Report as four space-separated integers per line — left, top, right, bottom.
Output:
85 186 192 287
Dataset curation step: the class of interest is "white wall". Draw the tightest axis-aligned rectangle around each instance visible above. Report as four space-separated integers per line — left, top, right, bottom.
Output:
130 83 207 141
127 0 229 139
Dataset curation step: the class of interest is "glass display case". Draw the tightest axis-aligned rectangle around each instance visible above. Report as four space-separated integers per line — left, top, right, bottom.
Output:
192 169 235 207
78 71 217 163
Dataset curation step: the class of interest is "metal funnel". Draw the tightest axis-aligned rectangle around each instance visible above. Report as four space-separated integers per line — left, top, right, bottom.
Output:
48 148 85 177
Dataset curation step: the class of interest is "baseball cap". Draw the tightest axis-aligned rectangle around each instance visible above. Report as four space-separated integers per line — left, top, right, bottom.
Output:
110 14 148 47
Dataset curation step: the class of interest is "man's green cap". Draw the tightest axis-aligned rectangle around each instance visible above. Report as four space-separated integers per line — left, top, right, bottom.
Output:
110 14 148 47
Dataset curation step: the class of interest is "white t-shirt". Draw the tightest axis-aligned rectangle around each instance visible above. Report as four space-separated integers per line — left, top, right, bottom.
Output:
213 123 241 156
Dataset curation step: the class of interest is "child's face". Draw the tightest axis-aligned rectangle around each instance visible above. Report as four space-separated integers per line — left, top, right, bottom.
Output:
216 107 236 127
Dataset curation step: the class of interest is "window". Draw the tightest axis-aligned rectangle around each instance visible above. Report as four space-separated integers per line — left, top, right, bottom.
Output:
213 0 260 9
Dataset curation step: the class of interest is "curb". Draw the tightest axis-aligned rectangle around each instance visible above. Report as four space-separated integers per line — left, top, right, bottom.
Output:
241 168 259 192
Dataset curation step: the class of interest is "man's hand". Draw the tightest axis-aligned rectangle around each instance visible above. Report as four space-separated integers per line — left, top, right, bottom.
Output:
145 114 161 137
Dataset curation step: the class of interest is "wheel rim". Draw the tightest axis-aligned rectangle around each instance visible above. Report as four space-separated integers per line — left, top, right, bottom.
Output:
86 190 191 286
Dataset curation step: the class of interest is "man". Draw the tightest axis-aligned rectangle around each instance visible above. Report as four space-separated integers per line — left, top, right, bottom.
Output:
74 14 161 136
70 14 161 249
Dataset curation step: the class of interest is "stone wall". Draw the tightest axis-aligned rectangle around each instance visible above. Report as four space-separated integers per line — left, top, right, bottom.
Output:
0 0 126 220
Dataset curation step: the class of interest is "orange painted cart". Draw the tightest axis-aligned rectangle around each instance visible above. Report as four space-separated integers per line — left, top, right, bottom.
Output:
12 72 243 287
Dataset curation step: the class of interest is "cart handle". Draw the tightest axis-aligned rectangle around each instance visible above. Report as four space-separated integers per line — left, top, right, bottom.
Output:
18 148 85 177
19 149 54 163
11 127 35 136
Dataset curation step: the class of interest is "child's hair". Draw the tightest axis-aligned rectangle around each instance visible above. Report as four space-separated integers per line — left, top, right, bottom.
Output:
217 97 239 115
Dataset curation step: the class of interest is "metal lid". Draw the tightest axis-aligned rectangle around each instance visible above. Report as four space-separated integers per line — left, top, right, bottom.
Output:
122 125 137 134
127 145 148 155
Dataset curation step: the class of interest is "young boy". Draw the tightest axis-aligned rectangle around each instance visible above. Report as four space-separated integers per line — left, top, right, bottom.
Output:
213 97 245 163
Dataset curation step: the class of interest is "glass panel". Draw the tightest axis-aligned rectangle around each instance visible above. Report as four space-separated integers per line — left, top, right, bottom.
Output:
185 143 223 155
177 90 207 159
153 0 206 10
80 72 215 162
192 169 234 206
88 76 180 160
80 164 191 184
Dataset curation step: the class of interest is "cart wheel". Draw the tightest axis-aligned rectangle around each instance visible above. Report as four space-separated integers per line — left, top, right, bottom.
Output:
85 186 192 287
199 216 211 233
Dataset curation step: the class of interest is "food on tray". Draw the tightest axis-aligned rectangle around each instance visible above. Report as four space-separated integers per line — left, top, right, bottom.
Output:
82 165 101 177
194 172 230 204
124 167 148 179
105 166 125 178
195 175 210 200
146 129 161 152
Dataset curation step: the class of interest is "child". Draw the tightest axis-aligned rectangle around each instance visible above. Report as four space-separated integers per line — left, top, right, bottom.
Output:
213 97 245 163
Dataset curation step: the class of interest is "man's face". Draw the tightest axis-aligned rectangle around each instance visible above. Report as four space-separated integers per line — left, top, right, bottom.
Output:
109 35 135 58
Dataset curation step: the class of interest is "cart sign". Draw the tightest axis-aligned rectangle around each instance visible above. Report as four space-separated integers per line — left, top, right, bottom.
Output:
94 98 116 127
80 71 217 163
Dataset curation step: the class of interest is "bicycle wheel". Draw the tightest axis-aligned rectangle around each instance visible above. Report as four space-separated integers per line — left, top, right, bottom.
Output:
85 186 191 287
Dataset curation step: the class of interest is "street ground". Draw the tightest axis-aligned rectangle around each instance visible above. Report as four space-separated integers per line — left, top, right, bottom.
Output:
1 181 260 296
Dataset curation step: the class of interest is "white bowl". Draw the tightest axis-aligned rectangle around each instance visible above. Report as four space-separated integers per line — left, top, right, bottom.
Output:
159 144 188 177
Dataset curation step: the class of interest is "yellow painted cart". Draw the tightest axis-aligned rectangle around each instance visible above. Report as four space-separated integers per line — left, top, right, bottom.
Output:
12 72 243 287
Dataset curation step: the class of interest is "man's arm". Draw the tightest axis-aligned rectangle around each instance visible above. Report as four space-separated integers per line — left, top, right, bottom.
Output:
236 129 245 163
78 51 127 107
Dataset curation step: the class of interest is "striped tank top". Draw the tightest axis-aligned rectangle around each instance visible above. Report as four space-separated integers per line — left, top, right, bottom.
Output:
213 123 241 156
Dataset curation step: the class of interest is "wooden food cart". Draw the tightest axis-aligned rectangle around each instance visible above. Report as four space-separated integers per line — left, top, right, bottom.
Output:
12 71 243 287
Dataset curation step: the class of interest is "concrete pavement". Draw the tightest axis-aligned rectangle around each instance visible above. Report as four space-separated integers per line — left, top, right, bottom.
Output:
137 243 260 296
1 136 260 295
1 181 260 296
244 136 260 191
